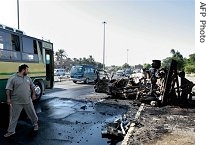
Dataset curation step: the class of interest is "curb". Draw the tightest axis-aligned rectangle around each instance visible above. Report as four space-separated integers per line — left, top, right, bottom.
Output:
121 103 145 145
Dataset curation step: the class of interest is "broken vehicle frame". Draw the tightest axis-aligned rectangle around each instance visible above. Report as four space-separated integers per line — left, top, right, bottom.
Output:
94 60 195 106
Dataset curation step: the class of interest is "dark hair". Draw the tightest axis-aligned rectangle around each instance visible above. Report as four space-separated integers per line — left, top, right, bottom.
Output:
18 64 29 72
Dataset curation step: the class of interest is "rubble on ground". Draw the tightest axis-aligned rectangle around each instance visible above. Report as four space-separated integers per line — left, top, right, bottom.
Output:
93 59 195 144
94 60 195 107
125 104 195 145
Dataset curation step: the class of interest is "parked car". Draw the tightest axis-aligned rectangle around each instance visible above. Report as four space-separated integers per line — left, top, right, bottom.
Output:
65 71 70 78
116 70 125 76
54 68 65 76
124 68 133 77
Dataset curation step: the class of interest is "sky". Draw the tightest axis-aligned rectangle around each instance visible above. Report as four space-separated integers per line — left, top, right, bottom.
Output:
0 0 195 66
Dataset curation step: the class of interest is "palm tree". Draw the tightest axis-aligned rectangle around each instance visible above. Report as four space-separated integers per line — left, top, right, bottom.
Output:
170 49 176 56
79 58 82 64
169 49 184 70
55 49 67 68
87 55 97 65
170 49 183 60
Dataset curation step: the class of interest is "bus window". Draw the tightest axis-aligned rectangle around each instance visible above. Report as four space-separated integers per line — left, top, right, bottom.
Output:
10 51 21 61
22 37 39 62
0 43 3 49
46 54 50 64
37 41 43 63
0 31 11 50
0 49 4 59
0 50 21 61
33 40 38 54
38 41 42 54
11 34 20 51
22 37 34 53
0 49 11 60
22 52 38 62
0 32 3 49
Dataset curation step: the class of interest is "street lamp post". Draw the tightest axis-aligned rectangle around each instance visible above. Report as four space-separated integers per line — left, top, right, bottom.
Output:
17 0 20 29
102 21 107 70
127 49 129 64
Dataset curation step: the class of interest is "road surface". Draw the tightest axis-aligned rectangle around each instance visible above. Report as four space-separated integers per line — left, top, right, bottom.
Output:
0 80 127 145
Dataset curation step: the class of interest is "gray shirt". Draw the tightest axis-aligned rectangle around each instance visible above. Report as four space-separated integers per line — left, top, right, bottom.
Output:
6 73 34 104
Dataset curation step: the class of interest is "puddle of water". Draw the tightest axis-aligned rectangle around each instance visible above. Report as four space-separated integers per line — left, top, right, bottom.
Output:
47 108 76 119
40 98 79 119
36 97 128 145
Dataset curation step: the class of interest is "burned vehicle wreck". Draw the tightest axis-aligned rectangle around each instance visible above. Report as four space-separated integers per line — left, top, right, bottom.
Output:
94 59 195 143
94 59 195 107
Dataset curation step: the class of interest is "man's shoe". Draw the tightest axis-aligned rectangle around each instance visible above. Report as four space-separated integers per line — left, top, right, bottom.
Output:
34 124 38 131
4 132 15 137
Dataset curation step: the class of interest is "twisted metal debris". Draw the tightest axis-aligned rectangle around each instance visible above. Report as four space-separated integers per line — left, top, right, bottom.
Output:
94 60 195 107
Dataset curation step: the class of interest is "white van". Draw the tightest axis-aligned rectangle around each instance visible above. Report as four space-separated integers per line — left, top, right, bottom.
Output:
54 68 65 76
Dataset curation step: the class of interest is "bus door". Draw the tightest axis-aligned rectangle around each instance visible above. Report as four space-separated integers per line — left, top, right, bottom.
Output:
45 49 54 89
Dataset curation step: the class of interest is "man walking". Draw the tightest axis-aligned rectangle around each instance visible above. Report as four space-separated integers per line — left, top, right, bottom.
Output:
4 64 38 137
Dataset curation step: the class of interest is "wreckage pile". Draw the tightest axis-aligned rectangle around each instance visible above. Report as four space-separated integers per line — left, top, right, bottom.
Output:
94 59 195 107
94 59 195 142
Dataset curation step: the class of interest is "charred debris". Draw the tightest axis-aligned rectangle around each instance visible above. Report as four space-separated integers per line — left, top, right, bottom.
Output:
94 59 195 107
97 59 195 143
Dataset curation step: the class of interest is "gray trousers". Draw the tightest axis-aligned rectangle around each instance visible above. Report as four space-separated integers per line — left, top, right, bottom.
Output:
7 101 38 133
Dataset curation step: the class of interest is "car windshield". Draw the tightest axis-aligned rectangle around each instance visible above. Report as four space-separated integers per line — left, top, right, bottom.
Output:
70 66 83 73
116 70 124 74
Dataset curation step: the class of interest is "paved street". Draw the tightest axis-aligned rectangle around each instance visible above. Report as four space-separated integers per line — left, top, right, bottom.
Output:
0 80 127 145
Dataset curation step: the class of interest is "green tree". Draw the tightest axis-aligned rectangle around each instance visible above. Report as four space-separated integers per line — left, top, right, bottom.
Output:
184 53 195 73
170 49 184 70
143 63 151 69
96 62 103 69
87 55 96 65
162 49 184 71
162 57 172 69
79 58 82 64
72 55 98 67
186 53 195 65
72 58 79 64
82 57 88 64
55 49 67 68
122 63 130 69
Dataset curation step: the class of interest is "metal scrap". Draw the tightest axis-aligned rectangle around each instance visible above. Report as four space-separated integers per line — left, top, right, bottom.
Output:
94 60 195 107
101 114 130 140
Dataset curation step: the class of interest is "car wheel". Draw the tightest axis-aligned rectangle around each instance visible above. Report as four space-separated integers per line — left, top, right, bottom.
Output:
85 78 89 84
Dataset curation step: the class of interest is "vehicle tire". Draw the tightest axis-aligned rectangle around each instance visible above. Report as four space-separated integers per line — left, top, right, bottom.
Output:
73 80 77 83
34 81 42 101
95 88 98 92
85 78 89 84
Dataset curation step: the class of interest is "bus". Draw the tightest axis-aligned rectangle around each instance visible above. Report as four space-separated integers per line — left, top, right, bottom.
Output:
70 64 97 84
0 24 54 102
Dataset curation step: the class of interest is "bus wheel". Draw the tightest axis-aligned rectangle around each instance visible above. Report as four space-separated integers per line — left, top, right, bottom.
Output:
34 82 42 101
73 80 77 83
85 78 89 84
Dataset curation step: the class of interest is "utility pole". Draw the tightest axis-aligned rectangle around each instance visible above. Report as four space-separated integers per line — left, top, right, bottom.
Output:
102 21 107 70
17 0 20 29
127 49 129 64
